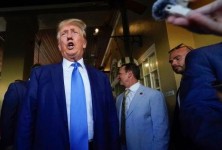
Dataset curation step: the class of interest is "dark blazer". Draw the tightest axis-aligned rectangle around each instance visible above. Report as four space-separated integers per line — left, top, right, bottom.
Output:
180 42 222 150
170 88 188 150
0 80 28 150
15 62 120 150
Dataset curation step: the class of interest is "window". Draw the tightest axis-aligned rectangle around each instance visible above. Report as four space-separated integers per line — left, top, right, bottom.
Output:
138 44 161 91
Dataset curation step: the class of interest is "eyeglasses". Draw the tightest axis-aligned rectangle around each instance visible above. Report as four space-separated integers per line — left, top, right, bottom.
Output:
168 43 193 53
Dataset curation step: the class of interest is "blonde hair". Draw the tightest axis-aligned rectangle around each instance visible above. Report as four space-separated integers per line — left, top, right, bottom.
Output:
56 18 87 39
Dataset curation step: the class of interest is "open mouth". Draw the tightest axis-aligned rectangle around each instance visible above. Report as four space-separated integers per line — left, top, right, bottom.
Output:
67 42 74 50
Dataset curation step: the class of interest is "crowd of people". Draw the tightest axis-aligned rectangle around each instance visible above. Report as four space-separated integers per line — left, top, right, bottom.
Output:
1 0 222 150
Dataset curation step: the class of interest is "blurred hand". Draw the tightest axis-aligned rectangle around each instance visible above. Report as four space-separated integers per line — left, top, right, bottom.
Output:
167 0 222 36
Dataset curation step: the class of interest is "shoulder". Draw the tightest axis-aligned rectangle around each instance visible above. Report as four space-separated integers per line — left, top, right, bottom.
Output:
137 86 166 107
15 79 28 84
30 63 62 76
35 63 61 71
86 65 108 79
186 42 222 67
11 80 28 88
139 85 164 99
189 42 222 56
140 84 162 94
5 81 27 94
199 42 222 51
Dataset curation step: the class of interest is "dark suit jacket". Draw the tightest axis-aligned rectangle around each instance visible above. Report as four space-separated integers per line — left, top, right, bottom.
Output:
170 88 188 150
0 80 28 150
15 62 120 150
180 42 222 150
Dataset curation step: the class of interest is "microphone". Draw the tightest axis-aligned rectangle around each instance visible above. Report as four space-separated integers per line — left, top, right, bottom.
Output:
152 0 191 20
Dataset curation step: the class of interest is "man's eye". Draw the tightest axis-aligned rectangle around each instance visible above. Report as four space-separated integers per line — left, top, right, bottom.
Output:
73 31 79 35
61 32 67 36
175 57 181 61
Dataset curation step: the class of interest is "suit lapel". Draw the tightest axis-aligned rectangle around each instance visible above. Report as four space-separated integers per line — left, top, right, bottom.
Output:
51 63 68 125
126 85 144 119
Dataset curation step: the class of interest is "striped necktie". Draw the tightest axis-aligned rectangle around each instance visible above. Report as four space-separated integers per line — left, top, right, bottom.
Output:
121 89 130 145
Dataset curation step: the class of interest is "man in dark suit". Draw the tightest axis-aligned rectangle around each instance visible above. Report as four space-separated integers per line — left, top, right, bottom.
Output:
15 18 120 150
168 43 192 150
179 42 222 150
0 80 27 150
0 63 41 150
116 63 169 150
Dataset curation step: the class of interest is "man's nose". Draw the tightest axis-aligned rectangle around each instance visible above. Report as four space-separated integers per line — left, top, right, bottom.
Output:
67 31 73 38
171 60 178 66
67 37 72 41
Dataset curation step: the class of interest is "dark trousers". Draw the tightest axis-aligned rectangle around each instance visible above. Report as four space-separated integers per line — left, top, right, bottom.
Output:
89 140 93 150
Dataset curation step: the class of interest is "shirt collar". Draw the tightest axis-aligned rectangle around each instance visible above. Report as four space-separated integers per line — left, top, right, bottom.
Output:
62 58 85 69
127 81 140 93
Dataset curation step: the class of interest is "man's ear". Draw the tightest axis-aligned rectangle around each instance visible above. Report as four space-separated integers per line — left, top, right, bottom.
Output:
58 43 61 51
83 39 87 48
128 71 133 78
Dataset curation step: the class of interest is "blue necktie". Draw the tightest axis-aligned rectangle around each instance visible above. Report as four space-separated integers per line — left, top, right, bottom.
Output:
70 62 88 150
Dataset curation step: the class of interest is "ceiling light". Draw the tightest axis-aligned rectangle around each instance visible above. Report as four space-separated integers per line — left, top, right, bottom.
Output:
93 28 99 35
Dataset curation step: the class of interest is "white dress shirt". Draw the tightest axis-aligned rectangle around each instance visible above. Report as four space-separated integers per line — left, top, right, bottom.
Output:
63 58 94 140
